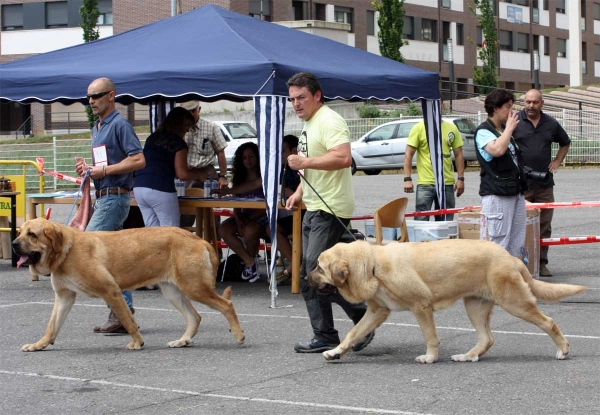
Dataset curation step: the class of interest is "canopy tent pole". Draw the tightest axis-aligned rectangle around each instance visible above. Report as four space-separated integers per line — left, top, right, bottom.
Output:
254 95 287 308
422 99 444 218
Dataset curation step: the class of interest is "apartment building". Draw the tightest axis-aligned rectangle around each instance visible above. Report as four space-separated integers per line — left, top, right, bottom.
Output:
1 0 598 135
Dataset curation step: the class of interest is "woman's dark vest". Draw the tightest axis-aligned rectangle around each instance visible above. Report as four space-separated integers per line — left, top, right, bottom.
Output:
475 120 524 197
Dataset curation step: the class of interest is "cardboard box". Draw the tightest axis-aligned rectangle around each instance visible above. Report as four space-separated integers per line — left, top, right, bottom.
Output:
457 208 540 278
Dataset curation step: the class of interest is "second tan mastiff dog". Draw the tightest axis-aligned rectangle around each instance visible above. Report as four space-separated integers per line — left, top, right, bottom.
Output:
308 239 587 363
12 218 245 351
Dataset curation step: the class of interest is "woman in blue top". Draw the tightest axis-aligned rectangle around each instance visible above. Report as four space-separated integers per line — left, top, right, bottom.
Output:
474 88 526 258
133 107 204 227
213 142 268 282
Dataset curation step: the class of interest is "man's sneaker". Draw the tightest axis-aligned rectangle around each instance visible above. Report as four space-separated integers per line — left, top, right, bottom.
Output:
539 263 553 277
294 338 336 353
248 272 263 283
241 263 258 280
352 331 375 352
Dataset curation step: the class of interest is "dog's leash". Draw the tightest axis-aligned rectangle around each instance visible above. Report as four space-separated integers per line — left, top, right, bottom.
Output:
65 169 91 225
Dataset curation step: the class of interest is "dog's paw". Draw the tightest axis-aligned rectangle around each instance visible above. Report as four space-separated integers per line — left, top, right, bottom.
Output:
451 353 479 362
126 340 144 350
415 354 438 364
168 338 193 348
323 350 341 361
556 349 569 360
21 343 46 352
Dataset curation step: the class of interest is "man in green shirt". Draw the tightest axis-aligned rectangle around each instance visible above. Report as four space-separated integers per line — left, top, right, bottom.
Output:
404 120 465 221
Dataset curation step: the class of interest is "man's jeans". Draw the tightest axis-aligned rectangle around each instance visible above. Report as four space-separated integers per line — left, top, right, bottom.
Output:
415 184 456 221
86 193 133 308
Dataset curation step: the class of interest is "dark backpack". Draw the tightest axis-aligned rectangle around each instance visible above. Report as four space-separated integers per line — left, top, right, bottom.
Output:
339 228 366 244
217 254 245 282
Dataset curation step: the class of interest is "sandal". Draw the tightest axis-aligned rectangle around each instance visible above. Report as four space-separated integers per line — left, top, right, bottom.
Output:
276 269 291 285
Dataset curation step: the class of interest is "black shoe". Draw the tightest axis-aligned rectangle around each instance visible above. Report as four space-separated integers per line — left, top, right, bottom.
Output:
294 338 336 353
352 331 375 352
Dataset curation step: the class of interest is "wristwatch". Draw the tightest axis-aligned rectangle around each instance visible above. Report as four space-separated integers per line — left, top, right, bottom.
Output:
457 177 465 181
403 177 412 182
218 174 227 179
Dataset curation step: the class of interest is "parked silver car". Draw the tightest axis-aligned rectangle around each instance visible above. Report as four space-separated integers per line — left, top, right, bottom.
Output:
213 121 258 169
350 117 477 175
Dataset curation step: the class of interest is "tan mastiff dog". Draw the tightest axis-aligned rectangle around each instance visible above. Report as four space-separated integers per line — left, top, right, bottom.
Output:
308 239 587 363
12 218 245 351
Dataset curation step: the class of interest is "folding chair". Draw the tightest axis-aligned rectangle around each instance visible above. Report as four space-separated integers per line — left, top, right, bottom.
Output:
373 197 409 244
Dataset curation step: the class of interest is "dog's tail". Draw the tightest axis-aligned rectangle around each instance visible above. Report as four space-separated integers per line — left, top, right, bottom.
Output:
222 286 232 300
520 262 587 302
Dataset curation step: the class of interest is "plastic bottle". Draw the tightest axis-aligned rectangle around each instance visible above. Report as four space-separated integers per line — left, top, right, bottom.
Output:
211 179 219 198
174 179 185 197
203 179 211 198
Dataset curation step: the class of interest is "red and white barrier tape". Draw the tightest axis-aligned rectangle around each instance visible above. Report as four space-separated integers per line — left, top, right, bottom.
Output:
36 157 91 186
541 236 600 246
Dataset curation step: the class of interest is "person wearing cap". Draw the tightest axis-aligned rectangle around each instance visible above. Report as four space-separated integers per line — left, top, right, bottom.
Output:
179 101 229 187
179 101 229 228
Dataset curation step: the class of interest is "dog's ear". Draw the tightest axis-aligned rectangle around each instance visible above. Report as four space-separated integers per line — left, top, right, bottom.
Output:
43 223 63 253
330 259 350 286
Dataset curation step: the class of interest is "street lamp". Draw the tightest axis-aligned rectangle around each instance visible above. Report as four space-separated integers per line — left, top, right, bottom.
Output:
533 49 540 90
447 38 454 112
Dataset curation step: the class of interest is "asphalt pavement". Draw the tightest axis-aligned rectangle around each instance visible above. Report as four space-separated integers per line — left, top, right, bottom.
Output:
1 168 598 415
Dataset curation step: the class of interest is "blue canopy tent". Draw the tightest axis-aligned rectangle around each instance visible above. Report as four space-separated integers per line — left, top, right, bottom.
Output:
0 5 442 306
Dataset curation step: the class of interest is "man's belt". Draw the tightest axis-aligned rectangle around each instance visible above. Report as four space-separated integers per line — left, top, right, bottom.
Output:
95 187 130 199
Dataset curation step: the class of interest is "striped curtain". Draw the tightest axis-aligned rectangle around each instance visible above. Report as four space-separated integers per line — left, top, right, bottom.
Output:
254 96 286 306
421 99 445 219
148 101 176 133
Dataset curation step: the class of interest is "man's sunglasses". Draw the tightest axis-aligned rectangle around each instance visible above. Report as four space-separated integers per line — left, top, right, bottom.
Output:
86 91 112 100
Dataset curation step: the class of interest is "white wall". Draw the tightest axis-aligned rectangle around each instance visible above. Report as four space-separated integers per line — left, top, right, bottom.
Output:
367 35 380 55
594 20 600 35
403 41 438 63
405 0 437 8
500 51 531 71
556 13 569 30
541 55 551 73
557 57 570 74
539 9 550 26
595 62 600 78
1 26 113 55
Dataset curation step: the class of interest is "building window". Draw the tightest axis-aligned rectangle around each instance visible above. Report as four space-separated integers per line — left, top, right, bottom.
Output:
517 33 529 52
532 0 540 23
557 38 567 57
544 36 550 55
477 26 483 47
403 16 414 40
594 3 600 19
421 19 437 42
595 43 600 61
442 0 451 8
97 0 113 25
456 23 464 45
543 0 549 10
556 0 566 13
249 0 271 21
1 4 23 31
367 10 375 35
292 1 307 20
46 1 68 28
334 6 353 32
499 30 513 51
515 0 529 5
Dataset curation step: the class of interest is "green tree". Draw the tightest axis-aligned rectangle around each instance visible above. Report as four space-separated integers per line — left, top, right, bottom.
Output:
468 0 498 93
372 0 408 63
80 0 100 129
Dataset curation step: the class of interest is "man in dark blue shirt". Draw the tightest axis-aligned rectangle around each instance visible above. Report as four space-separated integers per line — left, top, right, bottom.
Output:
75 77 145 333
513 89 570 277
